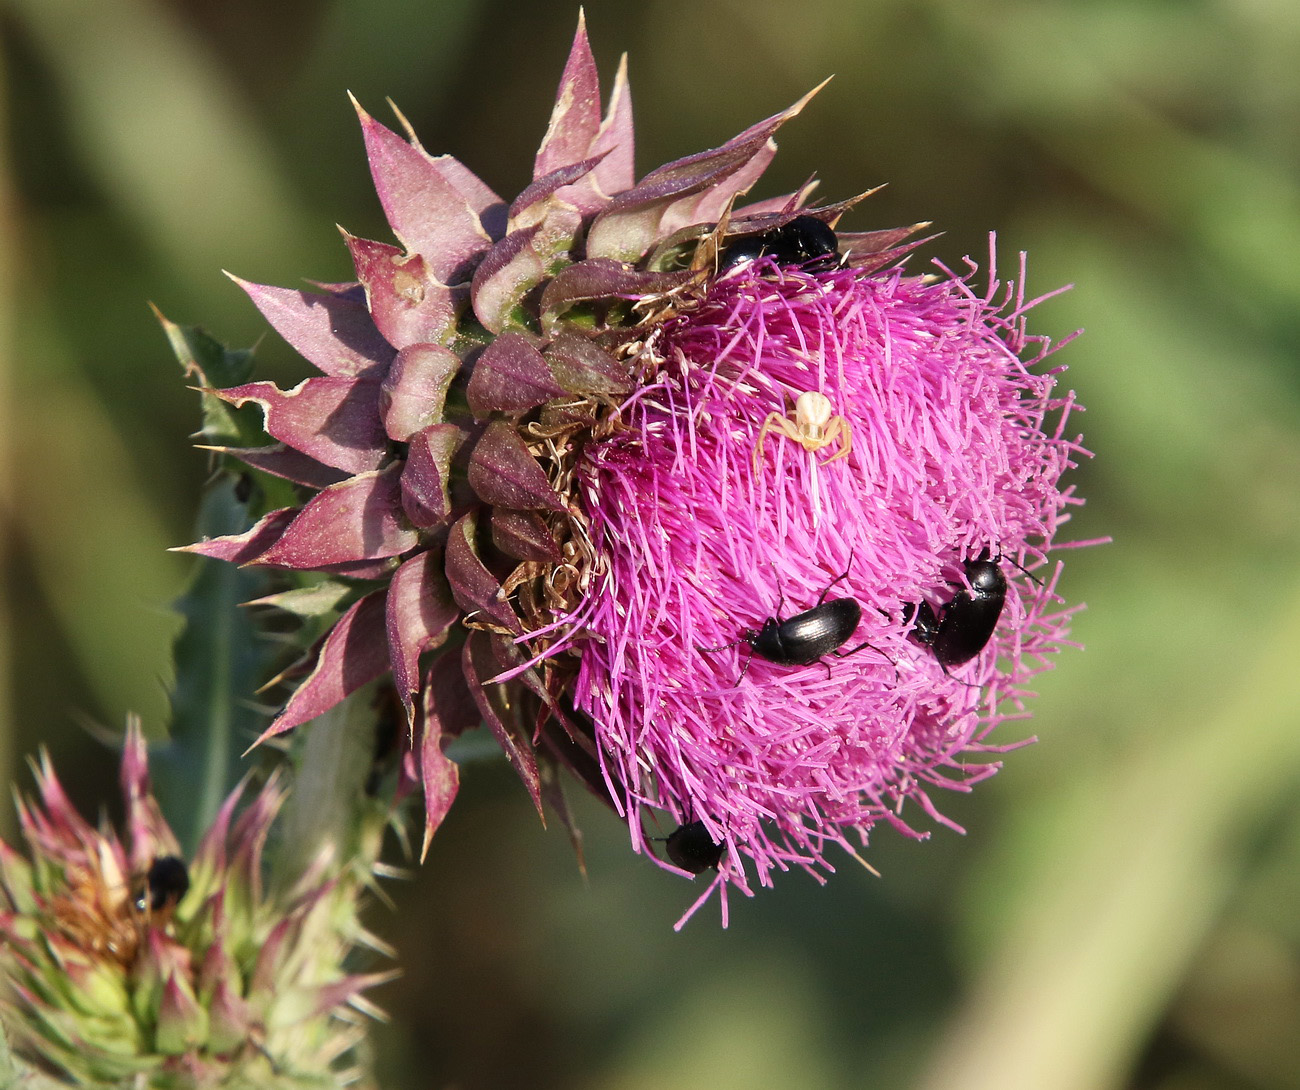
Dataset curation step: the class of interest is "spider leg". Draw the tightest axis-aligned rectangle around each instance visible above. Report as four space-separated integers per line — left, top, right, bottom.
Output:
754 412 808 468
820 417 853 466
753 411 788 469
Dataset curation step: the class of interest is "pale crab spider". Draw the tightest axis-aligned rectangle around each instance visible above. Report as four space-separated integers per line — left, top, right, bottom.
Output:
754 390 853 468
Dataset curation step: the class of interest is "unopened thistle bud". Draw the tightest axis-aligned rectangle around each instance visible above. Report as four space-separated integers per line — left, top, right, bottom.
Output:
0 724 390 1086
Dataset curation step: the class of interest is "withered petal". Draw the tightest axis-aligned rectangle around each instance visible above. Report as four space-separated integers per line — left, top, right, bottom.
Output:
469 226 545 334
216 377 386 474
462 633 542 817
444 511 522 635
414 653 476 859
539 260 691 334
511 155 607 227
587 53 635 202
213 444 350 490
533 12 603 183
344 232 465 350
490 509 563 564
251 593 392 745
352 97 493 283
176 508 296 565
543 330 632 397
585 85 823 262
386 550 459 724
400 423 463 528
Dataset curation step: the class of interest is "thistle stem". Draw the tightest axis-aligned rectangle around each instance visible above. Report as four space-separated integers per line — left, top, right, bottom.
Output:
155 477 273 856
271 683 381 894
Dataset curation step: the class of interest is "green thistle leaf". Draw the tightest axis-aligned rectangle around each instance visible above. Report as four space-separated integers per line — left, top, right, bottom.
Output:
153 307 260 449
154 477 275 855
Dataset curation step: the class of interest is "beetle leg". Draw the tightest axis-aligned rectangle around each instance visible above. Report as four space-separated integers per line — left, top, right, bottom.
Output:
832 639 897 682
938 661 983 689
699 634 759 687
814 552 855 606
734 643 756 685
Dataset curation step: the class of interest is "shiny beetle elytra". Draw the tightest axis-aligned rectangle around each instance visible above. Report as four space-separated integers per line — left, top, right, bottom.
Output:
665 821 725 874
700 560 885 681
749 596 863 666
718 215 840 272
905 554 1017 668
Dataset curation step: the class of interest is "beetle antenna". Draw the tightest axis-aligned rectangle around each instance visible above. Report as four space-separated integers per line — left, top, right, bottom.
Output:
1003 554 1045 587
734 642 755 685
698 637 743 654
976 545 1045 588
698 633 757 686
936 660 983 689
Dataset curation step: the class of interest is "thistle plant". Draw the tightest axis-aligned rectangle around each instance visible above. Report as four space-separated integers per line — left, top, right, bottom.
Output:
0 15 1101 1085
173 16 1093 928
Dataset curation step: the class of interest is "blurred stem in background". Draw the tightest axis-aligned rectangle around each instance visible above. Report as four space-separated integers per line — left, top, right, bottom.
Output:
907 5 1300 1089
917 579 1300 1090
271 684 386 897
5 0 323 297
0 26 14 833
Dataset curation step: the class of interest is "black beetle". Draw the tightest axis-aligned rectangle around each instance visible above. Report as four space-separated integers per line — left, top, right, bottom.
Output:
134 855 190 914
748 596 863 667
665 821 725 874
904 555 1013 669
700 562 885 681
718 215 840 272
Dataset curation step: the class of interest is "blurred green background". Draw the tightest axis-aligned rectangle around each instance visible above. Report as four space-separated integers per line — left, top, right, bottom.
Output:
2 0 1299 1087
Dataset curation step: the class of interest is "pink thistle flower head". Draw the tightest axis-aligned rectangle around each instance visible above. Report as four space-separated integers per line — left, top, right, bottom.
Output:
0 724 389 1085
175 17 1094 923
575 245 1087 924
